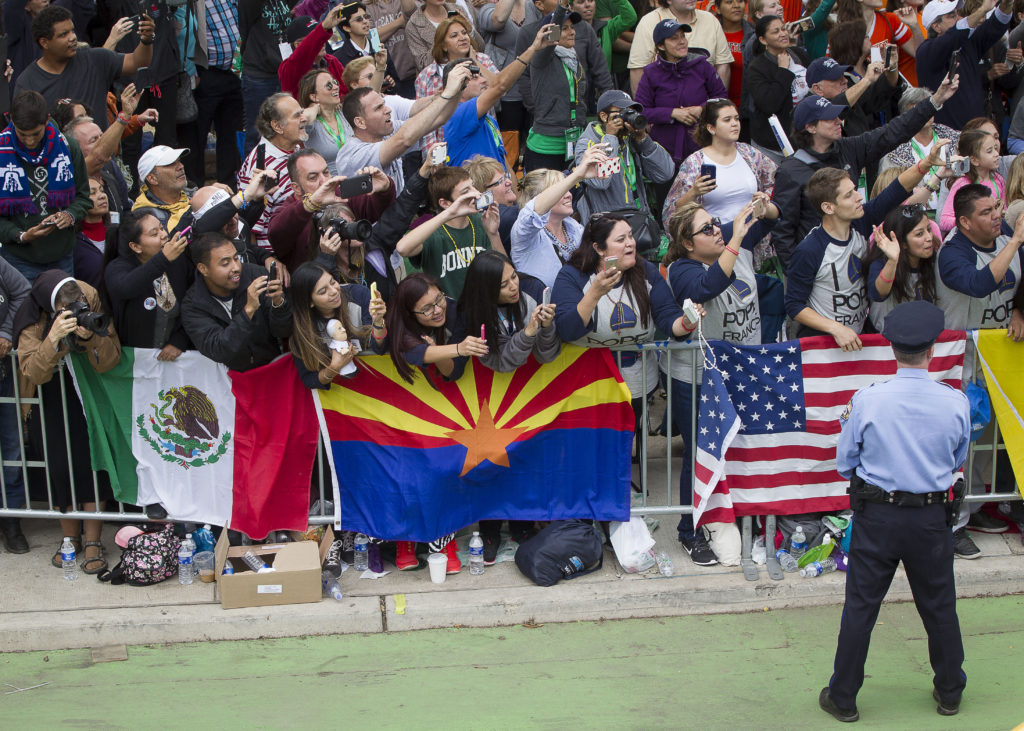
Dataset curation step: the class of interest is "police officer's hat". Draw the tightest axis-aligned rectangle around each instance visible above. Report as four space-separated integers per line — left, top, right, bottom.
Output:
882 301 945 353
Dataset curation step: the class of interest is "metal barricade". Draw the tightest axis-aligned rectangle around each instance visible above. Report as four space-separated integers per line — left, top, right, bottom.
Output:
0 338 1020 541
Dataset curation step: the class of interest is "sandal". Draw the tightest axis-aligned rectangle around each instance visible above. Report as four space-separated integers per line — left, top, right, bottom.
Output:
51 536 82 568
80 541 108 575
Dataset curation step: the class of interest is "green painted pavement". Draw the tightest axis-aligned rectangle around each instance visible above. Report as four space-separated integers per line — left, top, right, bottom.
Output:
2 595 1023 729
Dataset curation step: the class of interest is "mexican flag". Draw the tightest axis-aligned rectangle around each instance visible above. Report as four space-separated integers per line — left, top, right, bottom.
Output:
68 349 321 539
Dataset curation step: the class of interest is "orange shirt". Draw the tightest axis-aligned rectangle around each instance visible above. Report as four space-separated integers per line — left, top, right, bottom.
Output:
868 10 918 86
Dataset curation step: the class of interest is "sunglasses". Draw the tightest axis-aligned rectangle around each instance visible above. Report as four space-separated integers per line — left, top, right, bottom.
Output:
691 217 722 237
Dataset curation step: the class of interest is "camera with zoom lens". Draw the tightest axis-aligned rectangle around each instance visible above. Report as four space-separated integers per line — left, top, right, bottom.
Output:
617 107 648 132
67 301 110 336
327 218 372 241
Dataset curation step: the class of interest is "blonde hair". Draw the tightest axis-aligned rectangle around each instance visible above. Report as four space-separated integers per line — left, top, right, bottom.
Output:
870 166 903 199
518 168 565 207
342 56 375 89
461 155 504 194
1007 153 1024 205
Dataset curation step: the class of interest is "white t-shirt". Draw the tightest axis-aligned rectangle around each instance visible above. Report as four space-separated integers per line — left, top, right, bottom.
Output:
700 155 758 222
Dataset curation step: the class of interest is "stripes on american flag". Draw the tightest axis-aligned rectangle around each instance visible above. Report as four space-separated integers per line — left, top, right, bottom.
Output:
693 331 966 526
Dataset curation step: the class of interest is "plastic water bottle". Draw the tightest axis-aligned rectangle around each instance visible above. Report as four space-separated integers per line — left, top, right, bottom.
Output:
655 551 675 576
800 557 838 578
353 533 369 571
61 537 78 581
468 531 484 575
241 550 274 573
775 548 799 572
193 524 216 553
790 526 808 559
178 533 195 585
321 571 343 601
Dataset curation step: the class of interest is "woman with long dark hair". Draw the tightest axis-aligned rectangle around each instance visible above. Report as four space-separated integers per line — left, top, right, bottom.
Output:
661 195 778 566
553 212 702 473
384 272 488 574
863 204 940 332
103 209 192 361
456 250 559 560
288 258 386 390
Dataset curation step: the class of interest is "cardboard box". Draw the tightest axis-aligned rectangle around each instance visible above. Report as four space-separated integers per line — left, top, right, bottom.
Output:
214 528 333 610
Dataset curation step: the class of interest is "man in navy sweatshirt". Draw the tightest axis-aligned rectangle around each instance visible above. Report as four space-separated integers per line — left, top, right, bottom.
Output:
916 0 1011 130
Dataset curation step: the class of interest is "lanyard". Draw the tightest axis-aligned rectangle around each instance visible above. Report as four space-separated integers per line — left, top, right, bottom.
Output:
318 109 346 149
909 130 938 175
562 62 579 125
594 125 639 206
484 115 504 158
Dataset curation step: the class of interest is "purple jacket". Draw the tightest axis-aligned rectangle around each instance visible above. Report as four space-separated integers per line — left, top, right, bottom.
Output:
635 53 728 165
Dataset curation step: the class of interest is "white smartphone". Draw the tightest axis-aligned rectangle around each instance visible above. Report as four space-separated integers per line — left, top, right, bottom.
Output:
542 287 551 306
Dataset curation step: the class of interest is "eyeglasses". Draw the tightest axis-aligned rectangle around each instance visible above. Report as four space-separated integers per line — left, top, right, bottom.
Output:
901 204 925 218
413 294 446 316
486 173 511 190
691 217 722 237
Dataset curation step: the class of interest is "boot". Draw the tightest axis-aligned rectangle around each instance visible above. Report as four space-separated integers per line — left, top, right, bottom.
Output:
1 517 29 554
444 540 461 574
395 541 418 570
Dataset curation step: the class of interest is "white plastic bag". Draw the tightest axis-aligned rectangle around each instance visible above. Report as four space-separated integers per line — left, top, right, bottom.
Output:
705 521 742 566
609 517 656 573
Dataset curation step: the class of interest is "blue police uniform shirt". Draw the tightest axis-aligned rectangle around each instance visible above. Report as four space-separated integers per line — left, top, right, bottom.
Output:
836 369 971 494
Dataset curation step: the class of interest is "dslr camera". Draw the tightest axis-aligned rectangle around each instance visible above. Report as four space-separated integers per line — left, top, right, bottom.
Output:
327 217 372 241
67 300 110 336
617 107 648 132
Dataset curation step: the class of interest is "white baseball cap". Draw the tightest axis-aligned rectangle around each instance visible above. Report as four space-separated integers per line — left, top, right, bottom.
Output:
921 0 958 32
138 145 189 183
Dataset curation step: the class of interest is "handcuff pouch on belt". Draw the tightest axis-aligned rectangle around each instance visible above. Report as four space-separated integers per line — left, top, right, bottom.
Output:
848 472 951 515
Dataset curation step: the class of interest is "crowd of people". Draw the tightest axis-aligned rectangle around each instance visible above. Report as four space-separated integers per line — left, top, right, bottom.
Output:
0 0 1021 580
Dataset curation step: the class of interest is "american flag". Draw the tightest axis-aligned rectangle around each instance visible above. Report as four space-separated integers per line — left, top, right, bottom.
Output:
692 332 967 526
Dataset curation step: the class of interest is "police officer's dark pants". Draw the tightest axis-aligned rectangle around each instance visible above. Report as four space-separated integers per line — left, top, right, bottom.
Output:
829 501 966 709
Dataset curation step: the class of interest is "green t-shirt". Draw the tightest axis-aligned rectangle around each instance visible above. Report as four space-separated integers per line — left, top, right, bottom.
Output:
415 213 491 299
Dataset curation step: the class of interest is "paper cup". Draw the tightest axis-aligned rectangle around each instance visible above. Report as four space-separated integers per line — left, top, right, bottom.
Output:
427 552 448 584
195 551 215 583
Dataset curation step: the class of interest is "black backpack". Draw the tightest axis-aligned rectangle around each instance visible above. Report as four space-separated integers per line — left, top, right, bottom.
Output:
514 520 604 587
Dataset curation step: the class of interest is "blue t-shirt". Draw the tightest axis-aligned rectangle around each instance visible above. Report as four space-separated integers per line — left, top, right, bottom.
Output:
442 99 506 168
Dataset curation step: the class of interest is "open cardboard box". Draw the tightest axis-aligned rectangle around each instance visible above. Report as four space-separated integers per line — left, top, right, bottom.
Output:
214 527 334 609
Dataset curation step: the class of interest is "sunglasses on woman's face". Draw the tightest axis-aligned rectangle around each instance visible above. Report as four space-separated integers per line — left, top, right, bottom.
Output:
691 217 722 237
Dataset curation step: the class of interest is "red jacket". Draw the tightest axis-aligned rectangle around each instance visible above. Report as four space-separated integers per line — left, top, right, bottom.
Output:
278 23 349 99
267 183 396 273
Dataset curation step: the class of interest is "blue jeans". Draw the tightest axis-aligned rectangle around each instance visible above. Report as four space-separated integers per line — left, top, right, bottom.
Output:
669 377 698 542
242 75 282 157
0 361 26 510
0 249 73 283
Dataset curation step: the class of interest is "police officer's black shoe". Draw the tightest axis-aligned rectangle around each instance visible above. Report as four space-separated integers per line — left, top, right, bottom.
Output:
819 687 859 722
932 689 959 716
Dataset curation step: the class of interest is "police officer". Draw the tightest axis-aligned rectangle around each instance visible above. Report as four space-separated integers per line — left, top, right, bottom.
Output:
820 301 971 722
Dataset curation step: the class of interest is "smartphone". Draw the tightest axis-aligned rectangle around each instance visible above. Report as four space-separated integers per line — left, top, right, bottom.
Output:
542 287 551 306
368 28 381 54
370 281 380 300
255 142 266 171
270 262 279 282
480 324 486 340
604 256 618 272
789 16 814 32
753 198 766 218
179 225 192 242
134 65 156 88
475 190 494 210
947 48 961 81
869 44 883 65
430 142 447 166
544 24 561 42
337 173 373 198
699 164 716 180
884 43 896 71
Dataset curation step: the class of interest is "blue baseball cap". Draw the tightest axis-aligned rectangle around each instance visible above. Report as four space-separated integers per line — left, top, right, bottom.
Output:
653 19 692 45
806 57 852 87
793 94 846 131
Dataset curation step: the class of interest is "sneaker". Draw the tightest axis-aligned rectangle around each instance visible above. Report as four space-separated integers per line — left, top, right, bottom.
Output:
932 688 959 716
323 539 343 577
339 531 355 564
482 534 499 565
953 528 981 559
680 527 718 566
444 540 461 574
967 511 1008 533
997 501 1024 523
395 541 418 570
818 687 859 723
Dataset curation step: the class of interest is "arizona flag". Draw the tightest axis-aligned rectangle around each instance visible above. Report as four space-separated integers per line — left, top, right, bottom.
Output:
317 345 634 542
973 329 1024 495
69 350 319 539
